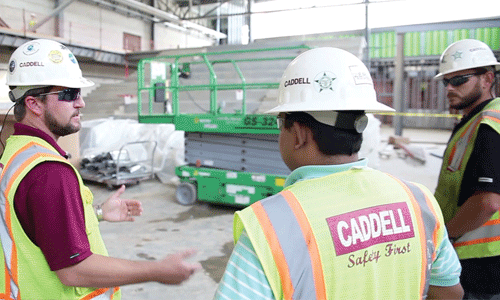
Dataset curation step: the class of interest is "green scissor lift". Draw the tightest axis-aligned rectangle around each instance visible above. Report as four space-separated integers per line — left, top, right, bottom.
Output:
137 45 310 207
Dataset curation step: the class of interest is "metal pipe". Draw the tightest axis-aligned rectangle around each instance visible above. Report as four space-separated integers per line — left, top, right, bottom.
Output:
105 0 180 23
364 0 370 68
393 32 405 136
95 0 226 39
247 0 252 43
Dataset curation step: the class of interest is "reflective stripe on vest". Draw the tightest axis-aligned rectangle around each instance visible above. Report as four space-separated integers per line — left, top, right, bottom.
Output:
442 109 500 250
252 190 324 300
447 110 500 172
82 287 120 300
454 217 500 247
0 142 58 298
252 178 438 300
394 177 439 298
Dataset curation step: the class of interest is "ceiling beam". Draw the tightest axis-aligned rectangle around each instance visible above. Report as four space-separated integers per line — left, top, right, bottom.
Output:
29 0 78 32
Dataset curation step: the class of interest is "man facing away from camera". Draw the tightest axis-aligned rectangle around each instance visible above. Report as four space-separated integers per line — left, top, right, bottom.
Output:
213 47 463 300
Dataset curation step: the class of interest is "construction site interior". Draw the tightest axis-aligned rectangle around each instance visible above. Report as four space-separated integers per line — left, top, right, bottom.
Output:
0 0 499 298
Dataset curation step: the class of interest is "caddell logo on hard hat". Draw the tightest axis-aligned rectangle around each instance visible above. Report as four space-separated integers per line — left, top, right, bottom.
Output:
22 42 40 56
314 72 336 92
284 77 311 87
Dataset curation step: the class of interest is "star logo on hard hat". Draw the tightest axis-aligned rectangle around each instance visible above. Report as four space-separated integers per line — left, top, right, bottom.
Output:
451 51 463 60
314 72 336 93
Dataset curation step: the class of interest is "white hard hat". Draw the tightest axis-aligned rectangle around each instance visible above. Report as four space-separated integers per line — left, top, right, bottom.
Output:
435 39 500 79
7 39 94 101
266 47 394 114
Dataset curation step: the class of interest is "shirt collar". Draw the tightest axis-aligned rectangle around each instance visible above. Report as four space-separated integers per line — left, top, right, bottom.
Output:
13 123 69 158
284 158 369 188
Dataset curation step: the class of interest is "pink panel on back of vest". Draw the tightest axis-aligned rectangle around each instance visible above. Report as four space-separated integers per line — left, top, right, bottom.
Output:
326 202 415 256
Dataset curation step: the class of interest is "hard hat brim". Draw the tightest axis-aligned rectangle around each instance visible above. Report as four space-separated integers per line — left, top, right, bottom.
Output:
265 100 395 114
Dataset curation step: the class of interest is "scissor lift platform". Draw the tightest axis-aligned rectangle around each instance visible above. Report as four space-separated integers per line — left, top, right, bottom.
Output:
137 45 310 206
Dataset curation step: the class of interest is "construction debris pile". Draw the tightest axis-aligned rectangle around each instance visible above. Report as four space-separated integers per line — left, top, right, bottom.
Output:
79 149 154 188
79 118 185 187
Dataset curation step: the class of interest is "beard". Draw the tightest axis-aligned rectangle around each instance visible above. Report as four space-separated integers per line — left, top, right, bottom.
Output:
448 81 482 111
44 109 81 137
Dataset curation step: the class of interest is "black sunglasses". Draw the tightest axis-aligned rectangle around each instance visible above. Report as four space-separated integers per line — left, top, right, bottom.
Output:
38 88 82 102
443 71 486 87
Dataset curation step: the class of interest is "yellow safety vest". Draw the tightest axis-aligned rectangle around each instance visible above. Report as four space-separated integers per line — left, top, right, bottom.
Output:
435 98 500 260
0 135 121 299
235 167 445 300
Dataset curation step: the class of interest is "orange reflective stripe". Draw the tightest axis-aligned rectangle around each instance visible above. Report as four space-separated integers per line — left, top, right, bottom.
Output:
281 190 326 300
484 218 500 226
422 192 441 262
80 287 108 300
110 287 120 299
1 141 62 299
447 147 457 166
3 267 9 299
455 235 500 247
252 201 294 299
447 111 500 171
389 176 427 299
1 142 40 177
446 118 473 166
4 152 61 198
2 152 61 294
2 193 17 298
79 286 119 299
0 292 14 299
449 118 479 170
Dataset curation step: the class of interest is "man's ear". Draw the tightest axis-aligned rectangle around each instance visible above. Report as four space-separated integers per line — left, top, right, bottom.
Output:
484 71 495 87
24 96 44 116
291 122 310 150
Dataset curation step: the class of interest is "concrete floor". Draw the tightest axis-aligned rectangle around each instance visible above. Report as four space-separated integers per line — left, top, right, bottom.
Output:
92 180 234 299
90 126 453 299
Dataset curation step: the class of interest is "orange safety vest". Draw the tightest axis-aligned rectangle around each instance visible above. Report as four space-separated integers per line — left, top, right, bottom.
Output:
435 98 500 259
0 136 120 299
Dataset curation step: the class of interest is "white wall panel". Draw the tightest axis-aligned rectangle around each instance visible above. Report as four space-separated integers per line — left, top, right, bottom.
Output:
154 24 214 50
0 0 213 52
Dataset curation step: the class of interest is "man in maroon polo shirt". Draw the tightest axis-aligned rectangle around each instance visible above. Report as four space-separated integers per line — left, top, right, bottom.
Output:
1 39 200 298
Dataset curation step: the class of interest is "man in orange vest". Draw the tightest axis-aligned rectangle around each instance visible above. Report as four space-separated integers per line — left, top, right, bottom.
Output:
434 39 500 299
214 47 463 300
1 38 201 299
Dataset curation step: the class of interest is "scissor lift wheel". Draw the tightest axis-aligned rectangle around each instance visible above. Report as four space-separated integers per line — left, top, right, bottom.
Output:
176 182 197 205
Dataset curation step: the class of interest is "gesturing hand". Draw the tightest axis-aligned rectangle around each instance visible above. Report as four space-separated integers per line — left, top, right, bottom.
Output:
101 185 143 222
158 249 202 285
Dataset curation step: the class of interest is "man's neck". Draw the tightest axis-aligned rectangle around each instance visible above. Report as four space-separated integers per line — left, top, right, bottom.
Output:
299 153 359 168
20 119 59 141
462 96 493 117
